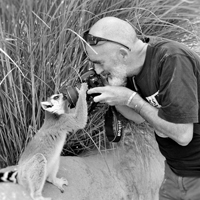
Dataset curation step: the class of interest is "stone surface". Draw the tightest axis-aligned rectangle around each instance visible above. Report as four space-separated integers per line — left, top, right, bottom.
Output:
0 140 164 200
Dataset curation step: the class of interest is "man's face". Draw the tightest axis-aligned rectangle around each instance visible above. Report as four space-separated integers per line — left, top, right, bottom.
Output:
86 46 127 86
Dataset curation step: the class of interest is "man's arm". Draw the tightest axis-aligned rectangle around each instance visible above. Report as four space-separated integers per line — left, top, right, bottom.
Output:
130 93 193 146
88 86 194 146
115 105 145 124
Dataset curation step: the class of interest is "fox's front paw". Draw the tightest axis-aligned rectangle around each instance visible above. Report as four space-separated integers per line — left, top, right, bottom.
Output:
79 83 88 94
53 177 68 193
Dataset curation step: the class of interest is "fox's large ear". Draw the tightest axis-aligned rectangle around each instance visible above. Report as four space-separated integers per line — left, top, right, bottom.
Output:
41 101 53 111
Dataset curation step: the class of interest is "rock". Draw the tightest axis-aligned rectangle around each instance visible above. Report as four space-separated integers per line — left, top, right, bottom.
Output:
0 141 164 200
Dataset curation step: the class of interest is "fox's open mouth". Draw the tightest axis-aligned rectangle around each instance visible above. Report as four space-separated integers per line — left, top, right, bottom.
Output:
46 104 53 108
41 100 54 111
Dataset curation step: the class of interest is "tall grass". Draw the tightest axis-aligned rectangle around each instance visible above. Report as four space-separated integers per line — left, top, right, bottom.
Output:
0 0 199 168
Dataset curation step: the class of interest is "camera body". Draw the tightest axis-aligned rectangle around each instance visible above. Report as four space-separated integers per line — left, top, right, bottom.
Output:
60 68 103 108
60 68 123 143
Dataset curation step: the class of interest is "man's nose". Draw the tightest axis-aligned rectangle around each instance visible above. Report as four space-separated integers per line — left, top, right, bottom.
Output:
94 65 103 74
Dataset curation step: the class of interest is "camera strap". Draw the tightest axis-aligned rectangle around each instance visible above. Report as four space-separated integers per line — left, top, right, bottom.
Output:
104 106 123 142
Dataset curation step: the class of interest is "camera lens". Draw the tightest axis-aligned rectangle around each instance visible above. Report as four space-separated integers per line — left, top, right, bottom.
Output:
61 86 79 108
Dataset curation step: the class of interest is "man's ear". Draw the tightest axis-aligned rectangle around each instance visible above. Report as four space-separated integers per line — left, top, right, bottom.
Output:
119 48 129 60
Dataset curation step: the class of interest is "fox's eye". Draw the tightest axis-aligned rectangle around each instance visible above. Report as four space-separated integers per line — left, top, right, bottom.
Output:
53 95 59 100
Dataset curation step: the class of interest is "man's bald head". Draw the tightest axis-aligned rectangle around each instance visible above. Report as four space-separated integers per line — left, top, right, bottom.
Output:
89 16 137 49
86 17 147 79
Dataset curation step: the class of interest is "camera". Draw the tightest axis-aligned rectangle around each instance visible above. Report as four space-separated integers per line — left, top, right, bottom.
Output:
60 68 123 143
60 68 104 108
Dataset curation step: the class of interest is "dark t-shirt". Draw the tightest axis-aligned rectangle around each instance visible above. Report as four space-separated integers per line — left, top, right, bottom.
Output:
127 40 200 177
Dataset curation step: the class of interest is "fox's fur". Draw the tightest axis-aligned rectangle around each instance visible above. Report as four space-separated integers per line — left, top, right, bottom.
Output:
0 83 88 200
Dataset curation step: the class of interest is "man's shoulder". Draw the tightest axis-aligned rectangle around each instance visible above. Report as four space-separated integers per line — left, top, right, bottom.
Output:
150 38 195 57
151 39 177 51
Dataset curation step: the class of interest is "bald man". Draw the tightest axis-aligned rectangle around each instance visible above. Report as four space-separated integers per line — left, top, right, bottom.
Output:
85 16 200 199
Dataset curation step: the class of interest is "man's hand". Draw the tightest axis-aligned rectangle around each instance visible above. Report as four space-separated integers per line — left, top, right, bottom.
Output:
87 86 133 106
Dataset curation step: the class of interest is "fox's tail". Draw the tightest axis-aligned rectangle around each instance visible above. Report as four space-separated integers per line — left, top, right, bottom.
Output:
0 170 18 183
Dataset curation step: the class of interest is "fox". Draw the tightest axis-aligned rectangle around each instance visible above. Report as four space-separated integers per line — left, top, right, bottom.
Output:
0 83 88 200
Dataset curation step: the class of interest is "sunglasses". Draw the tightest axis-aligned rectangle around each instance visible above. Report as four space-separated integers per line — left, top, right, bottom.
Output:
83 31 131 51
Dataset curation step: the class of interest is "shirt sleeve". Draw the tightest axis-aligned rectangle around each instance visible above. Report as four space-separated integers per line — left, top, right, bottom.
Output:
157 54 199 124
